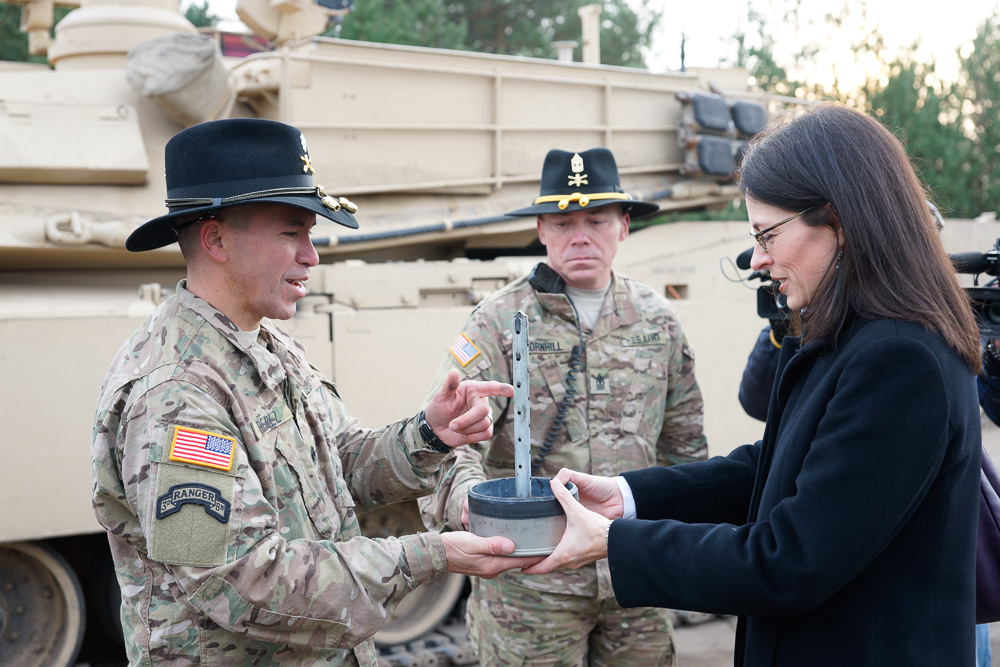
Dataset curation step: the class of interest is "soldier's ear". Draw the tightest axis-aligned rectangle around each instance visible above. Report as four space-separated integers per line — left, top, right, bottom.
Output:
200 218 229 263
536 216 548 246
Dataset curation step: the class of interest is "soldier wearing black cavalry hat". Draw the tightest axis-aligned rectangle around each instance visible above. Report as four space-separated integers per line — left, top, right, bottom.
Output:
91 118 541 666
419 147 708 665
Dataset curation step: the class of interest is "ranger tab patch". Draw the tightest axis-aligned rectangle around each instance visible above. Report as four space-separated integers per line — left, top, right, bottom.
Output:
449 333 482 367
168 426 236 471
156 483 231 523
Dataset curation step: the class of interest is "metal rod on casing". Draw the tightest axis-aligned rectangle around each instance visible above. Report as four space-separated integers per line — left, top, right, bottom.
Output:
513 311 531 498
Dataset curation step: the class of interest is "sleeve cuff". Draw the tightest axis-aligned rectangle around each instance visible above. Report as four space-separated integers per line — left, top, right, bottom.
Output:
446 484 479 531
408 417 453 465
616 475 637 519
400 532 449 589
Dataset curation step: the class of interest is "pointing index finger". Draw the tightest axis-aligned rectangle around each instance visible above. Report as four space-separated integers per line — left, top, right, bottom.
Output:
463 381 514 402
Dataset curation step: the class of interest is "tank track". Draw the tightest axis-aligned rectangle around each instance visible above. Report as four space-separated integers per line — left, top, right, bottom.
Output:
377 621 478 666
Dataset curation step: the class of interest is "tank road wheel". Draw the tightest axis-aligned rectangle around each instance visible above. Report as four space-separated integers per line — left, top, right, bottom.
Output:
88 544 124 647
372 569 467 647
358 501 468 647
0 542 85 667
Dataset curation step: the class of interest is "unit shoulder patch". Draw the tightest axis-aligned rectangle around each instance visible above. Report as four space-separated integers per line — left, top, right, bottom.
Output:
449 333 482 367
168 425 236 471
156 483 231 523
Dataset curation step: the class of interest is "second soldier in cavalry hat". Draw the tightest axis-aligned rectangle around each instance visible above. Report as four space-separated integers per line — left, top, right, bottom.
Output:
506 147 659 219
419 146 704 665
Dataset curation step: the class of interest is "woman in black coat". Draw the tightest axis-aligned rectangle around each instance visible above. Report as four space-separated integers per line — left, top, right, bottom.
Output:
524 103 983 666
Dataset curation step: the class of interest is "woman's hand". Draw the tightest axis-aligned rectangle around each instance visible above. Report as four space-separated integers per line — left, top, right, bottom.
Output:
520 477 611 575
552 468 625 520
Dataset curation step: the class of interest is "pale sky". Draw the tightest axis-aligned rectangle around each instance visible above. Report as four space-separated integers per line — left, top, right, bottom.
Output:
202 0 999 86
643 0 1000 86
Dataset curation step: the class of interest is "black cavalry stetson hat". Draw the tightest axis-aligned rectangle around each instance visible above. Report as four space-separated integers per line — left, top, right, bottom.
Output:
126 118 359 252
506 148 659 220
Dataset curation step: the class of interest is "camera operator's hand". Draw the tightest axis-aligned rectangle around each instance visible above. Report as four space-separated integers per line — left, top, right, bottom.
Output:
985 339 1000 377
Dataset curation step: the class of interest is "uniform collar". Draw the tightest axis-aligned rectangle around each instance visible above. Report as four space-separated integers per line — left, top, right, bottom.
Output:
175 280 287 390
607 273 641 329
534 272 640 336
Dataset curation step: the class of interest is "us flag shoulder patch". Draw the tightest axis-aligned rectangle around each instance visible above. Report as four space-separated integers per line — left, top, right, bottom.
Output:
449 333 481 367
168 426 236 472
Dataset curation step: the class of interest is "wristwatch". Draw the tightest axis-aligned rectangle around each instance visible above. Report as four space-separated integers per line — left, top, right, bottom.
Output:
418 411 452 453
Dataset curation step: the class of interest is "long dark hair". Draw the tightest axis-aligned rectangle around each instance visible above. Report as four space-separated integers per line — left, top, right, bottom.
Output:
738 103 980 371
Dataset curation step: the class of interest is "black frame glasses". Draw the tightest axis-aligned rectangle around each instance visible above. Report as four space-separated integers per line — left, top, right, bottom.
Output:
751 207 815 253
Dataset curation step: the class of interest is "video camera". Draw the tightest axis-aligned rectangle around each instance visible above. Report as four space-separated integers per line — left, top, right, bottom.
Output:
951 240 1000 337
737 242 1000 334
736 247 791 321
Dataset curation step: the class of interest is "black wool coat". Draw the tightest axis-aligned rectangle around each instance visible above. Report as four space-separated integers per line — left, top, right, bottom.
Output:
610 318 980 666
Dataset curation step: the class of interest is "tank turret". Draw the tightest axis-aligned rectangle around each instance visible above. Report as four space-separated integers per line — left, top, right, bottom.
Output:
0 0 774 272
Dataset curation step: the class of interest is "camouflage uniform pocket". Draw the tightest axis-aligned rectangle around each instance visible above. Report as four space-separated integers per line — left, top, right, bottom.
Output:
535 356 587 444
187 575 351 646
147 461 241 567
620 347 668 437
273 420 339 539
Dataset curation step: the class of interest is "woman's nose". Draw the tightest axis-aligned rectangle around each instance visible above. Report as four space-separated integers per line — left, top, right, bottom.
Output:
749 243 770 272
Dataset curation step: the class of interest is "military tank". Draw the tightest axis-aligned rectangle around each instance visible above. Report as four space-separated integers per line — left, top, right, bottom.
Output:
0 0 819 664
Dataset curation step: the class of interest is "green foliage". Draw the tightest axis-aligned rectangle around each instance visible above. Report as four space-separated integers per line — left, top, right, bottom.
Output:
634 201 749 231
663 201 748 224
858 50 978 218
595 1 659 68
460 0 657 68
725 1 816 97
335 0 466 50
0 1 214 63
0 2 32 63
731 1 1000 219
843 11 1000 218
184 0 218 29
334 0 658 68
953 11 1000 218
0 2 69 64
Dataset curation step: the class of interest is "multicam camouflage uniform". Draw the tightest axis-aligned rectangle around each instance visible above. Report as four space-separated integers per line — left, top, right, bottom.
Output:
419 267 707 666
91 281 450 667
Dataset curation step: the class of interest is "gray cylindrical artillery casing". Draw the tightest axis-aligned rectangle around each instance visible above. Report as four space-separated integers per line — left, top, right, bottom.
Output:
468 477 579 556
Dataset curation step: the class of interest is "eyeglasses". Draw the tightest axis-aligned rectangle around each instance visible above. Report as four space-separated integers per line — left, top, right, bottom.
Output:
751 207 815 253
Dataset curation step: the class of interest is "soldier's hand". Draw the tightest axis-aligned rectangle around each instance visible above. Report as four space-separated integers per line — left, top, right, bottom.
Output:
553 468 625 520
520 477 611 575
424 369 512 447
461 497 470 530
441 532 543 578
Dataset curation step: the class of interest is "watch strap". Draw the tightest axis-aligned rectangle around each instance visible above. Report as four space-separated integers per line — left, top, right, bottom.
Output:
418 411 452 453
